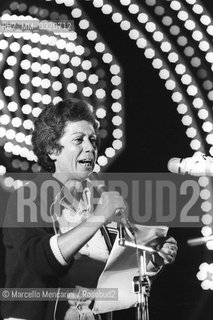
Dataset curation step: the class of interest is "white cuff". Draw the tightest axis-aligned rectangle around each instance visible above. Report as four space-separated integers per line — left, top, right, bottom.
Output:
49 234 68 266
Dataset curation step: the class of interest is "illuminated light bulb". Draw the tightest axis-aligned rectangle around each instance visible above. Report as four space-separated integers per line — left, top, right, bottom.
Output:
190 139 201 150
32 93 42 103
20 60 31 70
181 115 192 126
31 33 40 43
112 115 122 126
0 127 6 137
168 52 179 63
71 8 82 18
95 42 105 53
96 89 106 99
112 139 122 150
136 38 147 48
175 64 186 74
120 0 131 5
4 86 14 97
187 85 198 96
74 45 84 56
41 79 51 89
103 53 113 63
206 133 213 144
113 129 123 139
56 39 66 50
207 25 213 36
76 72 87 82
67 83 77 93
40 35 49 45
19 74 30 84
198 177 209 187
160 41 172 52
79 19 89 30
177 36 187 46
201 226 212 237
202 121 213 132
25 135 32 145
193 97 203 108
102 4 112 14
137 13 148 23
41 64 51 74
0 100 4 110
159 69 170 80
170 1 181 10
110 65 120 74
22 44 32 54
50 66 60 77
0 114 10 125
177 10 188 21
120 20 131 31
3 69 14 80
111 89 122 99
32 107 42 117
40 49 50 60
205 52 213 63
82 60 92 70
53 97 62 105
71 56 81 66
200 15 211 26
152 58 163 69
59 54 69 64
63 68 73 78
201 212 212 223
87 30 97 41
52 81 62 91
98 155 108 166
41 95 51 105
199 41 210 51
145 22 156 33
11 117 22 127
209 147 213 156
206 241 213 250
7 56 17 66
96 108 106 119
15 132 25 143
88 74 98 84
153 31 163 41
111 76 121 86
171 92 182 102
82 87 93 97
0 39 8 50
49 51 59 61
65 42 75 53
31 47 40 58
186 127 197 138
0 165 6 175
207 91 213 101
22 104 32 115
165 79 176 90
111 102 122 113
6 129 15 140
128 29 140 40
144 48 155 59
32 77 42 87
162 16 173 26
129 4 139 14
112 12 122 23
105 147 116 158
192 30 203 41
184 20 196 31
4 142 13 153
181 74 192 85
192 4 203 14
177 104 187 114
7 102 18 112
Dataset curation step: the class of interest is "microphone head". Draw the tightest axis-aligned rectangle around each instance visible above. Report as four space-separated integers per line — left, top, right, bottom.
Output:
167 157 182 173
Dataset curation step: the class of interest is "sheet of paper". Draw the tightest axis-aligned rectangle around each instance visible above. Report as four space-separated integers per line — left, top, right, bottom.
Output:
93 225 168 314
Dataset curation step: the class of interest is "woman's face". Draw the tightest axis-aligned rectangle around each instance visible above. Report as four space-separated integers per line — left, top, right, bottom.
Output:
50 120 98 182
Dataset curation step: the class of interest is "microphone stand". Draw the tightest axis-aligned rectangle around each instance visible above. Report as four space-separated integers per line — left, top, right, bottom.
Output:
118 224 157 320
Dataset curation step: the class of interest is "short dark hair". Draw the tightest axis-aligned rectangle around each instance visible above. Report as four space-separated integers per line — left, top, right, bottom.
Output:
32 98 99 172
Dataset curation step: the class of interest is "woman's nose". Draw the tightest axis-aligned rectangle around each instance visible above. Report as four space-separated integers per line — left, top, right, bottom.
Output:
84 138 95 152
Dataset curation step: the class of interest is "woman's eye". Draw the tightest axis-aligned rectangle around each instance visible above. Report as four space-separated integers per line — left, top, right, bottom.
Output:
74 138 83 143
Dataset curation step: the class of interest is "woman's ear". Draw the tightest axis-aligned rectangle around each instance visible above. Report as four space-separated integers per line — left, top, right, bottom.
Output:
48 149 59 160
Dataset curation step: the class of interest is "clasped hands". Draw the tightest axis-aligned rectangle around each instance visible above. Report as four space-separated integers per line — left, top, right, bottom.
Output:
149 236 178 268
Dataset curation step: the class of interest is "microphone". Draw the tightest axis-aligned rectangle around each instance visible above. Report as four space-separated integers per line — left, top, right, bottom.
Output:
90 172 136 237
167 152 213 176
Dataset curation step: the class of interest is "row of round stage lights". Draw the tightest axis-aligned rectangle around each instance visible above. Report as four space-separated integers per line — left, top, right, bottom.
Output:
111 0 213 238
92 0 208 151
117 0 213 152
68 5 124 169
